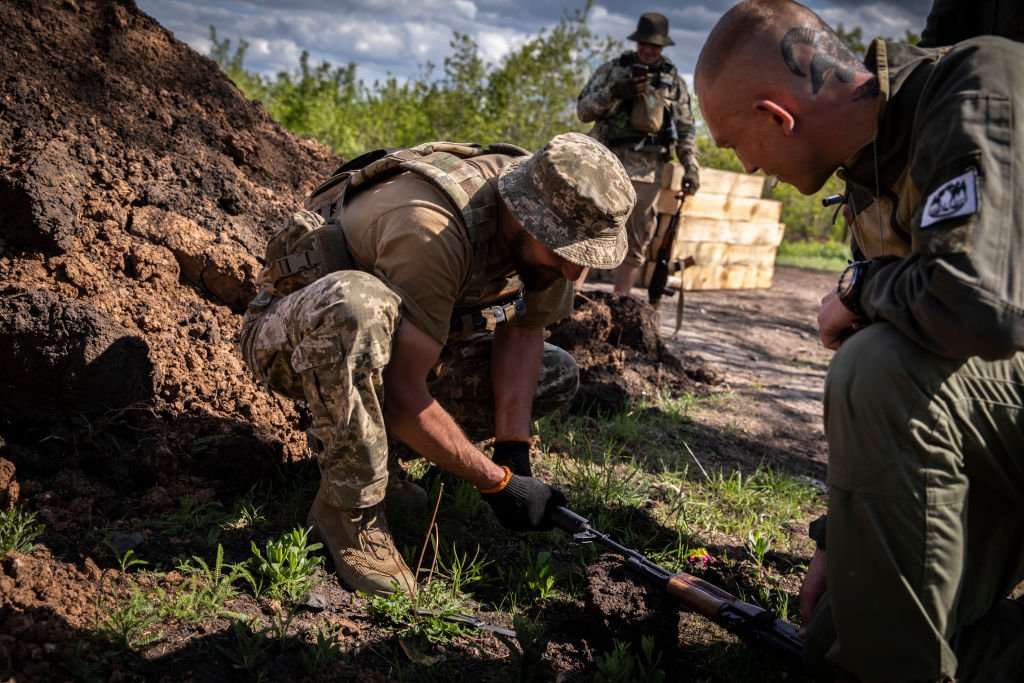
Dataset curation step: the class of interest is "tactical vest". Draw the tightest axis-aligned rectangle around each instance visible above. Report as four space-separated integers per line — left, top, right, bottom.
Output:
605 52 680 152
262 141 531 335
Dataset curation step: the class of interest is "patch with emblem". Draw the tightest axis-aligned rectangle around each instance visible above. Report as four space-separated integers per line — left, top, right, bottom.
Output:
921 168 978 228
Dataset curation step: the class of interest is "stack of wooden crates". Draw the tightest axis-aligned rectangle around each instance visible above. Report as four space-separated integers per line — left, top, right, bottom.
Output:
646 164 785 291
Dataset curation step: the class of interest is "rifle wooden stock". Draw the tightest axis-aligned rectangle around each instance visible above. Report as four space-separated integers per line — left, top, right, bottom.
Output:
550 506 805 665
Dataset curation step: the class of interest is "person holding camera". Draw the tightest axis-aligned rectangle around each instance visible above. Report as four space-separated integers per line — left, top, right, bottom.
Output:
576 12 700 296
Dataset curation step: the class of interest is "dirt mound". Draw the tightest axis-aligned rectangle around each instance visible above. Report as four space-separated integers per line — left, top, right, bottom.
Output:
548 291 711 415
0 0 337 462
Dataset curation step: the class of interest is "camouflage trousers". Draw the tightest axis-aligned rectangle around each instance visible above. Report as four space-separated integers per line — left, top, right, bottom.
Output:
622 180 661 268
240 270 579 509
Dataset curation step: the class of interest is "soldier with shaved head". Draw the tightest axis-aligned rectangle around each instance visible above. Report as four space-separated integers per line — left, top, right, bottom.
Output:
697 2 1024 681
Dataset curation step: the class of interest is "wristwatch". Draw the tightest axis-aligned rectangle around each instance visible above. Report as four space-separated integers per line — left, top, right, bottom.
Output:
836 260 870 319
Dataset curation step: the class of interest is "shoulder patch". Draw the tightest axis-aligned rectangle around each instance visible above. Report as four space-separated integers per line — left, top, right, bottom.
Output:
921 168 977 228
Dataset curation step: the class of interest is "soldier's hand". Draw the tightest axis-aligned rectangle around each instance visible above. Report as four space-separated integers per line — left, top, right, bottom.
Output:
631 73 649 96
612 74 637 99
493 439 532 477
480 469 566 532
683 172 700 195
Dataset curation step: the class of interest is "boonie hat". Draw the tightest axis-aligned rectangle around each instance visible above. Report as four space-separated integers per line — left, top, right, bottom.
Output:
496 133 634 269
628 12 675 47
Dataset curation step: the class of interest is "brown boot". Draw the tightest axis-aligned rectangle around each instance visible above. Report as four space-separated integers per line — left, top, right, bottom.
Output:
306 485 417 597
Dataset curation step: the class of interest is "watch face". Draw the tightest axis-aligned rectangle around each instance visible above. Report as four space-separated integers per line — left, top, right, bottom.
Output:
838 266 855 295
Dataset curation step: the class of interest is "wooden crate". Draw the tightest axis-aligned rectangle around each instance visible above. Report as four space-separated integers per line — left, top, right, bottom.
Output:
649 164 785 291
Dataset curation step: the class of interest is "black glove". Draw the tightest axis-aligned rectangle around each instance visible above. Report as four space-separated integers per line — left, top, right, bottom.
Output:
683 170 700 195
481 471 566 532
493 439 532 477
612 73 637 99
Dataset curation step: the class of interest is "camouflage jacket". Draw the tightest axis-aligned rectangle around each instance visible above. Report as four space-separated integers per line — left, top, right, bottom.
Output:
577 51 699 184
842 38 1024 360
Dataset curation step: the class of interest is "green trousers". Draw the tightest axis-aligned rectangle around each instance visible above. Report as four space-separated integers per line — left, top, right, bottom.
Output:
805 323 1024 682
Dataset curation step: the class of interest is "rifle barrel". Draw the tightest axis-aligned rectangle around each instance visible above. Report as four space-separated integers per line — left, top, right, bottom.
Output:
549 506 806 665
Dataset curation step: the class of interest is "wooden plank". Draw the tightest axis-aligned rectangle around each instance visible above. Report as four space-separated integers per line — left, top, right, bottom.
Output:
660 165 766 198
676 216 785 246
670 264 777 291
680 192 783 222
674 242 778 267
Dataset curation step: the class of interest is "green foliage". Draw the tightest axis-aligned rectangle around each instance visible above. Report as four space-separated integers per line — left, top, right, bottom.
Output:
173 544 251 621
209 3 618 156
769 174 848 243
247 527 324 601
0 507 44 557
436 542 489 597
665 466 819 541
508 614 548 682
95 586 164 651
104 541 147 574
216 619 273 679
595 636 665 683
300 623 345 675
519 550 556 604
745 530 774 568
776 240 851 272
367 580 467 652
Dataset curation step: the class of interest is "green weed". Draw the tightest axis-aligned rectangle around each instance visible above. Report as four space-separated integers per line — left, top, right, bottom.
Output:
519 550 556 604
594 636 665 683
94 585 164 651
437 542 489 597
247 527 323 601
746 530 774 568
172 544 250 621
102 537 148 573
215 618 272 680
0 507 44 557
367 579 467 653
300 623 345 674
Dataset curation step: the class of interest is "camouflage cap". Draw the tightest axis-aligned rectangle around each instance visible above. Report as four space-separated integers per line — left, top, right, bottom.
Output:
497 133 635 269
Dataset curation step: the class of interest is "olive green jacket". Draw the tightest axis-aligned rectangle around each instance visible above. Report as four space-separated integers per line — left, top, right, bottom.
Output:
843 38 1024 360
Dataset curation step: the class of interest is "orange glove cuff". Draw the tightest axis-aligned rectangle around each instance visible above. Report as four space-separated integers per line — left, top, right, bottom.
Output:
478 466 513 494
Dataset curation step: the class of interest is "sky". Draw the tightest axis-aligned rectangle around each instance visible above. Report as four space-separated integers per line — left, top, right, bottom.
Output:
137 0 933 86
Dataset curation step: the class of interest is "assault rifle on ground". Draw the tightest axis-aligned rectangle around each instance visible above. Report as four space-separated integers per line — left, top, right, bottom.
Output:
548 505 805 666
647 185 696 335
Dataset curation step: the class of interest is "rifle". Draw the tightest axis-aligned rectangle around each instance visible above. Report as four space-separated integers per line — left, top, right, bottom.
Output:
548 506 805 666
647 185 695 335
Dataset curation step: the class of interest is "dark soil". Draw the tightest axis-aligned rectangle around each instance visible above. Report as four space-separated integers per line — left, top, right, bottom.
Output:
0 1 832 681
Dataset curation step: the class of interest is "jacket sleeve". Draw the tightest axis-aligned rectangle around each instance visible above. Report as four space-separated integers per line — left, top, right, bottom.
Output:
671 75 700 185
858 47 1024 359
577 61 624 124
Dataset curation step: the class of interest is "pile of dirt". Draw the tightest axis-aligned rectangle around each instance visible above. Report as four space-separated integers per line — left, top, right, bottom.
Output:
0 1 714 680
548 291 716 415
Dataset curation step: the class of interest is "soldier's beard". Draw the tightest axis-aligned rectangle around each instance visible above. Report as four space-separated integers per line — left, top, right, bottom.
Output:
508 230 563 292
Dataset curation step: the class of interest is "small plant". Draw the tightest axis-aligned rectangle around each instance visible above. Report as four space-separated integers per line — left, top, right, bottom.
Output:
103 537 148 573
594 636 665 683
172 544 251 621
247 527 323 601
519 550 556 604
94 585 164 651
300 623 345 674
215 618 272 678
367 579 466 653
449 479 485 518
508 613 548 682
437 542 489 597
746 530 774 568
0 507 44 557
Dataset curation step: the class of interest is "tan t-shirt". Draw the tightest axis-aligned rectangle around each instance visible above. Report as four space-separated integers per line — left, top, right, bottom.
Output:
341 153 573 345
